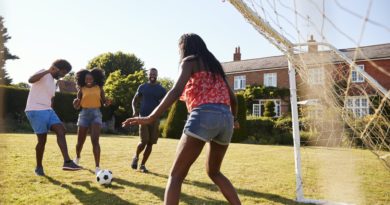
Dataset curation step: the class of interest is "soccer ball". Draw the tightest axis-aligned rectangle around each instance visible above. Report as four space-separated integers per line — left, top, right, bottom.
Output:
96 169 113 185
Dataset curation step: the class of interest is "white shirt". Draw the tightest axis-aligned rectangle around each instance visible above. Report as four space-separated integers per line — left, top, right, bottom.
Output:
25 69 56 111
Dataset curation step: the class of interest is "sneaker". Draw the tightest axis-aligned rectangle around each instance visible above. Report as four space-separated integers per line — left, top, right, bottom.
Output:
63 160 82 171
73 157 80 165
140 165 148 173
95 167 101 175
34 166 45 176
131 157 138 170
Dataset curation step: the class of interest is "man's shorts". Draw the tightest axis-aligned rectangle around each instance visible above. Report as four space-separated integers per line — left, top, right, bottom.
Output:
183 103 234 145
77 108 103 127
140 120 160 144
25 109 62 134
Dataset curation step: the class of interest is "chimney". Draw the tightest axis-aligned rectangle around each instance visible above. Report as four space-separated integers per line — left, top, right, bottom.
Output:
307 35 318 53
233 46 241 61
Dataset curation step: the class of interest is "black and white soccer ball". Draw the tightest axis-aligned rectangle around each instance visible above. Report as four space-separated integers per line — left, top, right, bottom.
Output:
96 169 113 185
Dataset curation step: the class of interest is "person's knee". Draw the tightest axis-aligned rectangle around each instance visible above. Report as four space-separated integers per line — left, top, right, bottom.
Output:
91 138 100 147
169 172 186 183
206 168 222 179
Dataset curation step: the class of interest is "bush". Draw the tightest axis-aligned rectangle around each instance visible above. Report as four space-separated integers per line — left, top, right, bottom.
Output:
263 101 276 117
232 94 247 142
162 100 188 139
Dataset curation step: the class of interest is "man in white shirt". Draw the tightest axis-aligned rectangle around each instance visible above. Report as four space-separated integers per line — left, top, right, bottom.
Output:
25 59 81 176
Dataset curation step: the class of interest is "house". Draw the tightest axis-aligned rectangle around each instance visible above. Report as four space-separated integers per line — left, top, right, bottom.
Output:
222 40 390 118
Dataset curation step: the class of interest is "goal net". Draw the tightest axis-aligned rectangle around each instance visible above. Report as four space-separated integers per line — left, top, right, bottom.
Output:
224 0 390 203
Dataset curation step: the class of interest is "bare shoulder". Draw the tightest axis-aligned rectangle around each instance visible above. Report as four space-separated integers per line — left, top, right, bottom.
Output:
181 55 199 71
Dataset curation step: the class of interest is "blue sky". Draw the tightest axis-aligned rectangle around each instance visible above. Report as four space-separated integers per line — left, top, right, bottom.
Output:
1 0 389 83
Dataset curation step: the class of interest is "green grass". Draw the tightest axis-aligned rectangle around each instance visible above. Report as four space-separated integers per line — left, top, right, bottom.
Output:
0 133 389 205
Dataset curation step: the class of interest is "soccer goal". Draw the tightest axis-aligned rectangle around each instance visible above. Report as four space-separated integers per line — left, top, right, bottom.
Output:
223 0 390 204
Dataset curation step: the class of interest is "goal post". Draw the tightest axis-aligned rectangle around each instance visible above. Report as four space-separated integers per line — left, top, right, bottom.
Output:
223 0 390 203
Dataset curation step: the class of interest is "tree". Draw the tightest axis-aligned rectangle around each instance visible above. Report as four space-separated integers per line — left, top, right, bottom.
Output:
87 51 144 77
13 82 30 89
104 70 147 127
264 100 276 117
0 16 19 85
62 71 76 82
159 77 174 90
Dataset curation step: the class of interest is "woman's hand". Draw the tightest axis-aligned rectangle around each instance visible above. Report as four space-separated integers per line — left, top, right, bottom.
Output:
104 99 112 107
122 116 154 127
234 121 240 129
73 98 81 109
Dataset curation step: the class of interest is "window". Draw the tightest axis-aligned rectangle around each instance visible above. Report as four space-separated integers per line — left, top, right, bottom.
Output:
253 104 261 117
252 99 281 117
264 73 277 87
234 75 246 90
346 96 369 117
351 65 364 83
308 67 324 85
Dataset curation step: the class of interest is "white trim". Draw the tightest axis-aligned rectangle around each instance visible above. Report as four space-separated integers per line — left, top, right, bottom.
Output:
351 64 365 83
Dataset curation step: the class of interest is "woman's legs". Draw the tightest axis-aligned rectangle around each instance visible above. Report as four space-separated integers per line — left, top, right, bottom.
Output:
164 134 205 205
90 124 101 167
206 141 241 205
75 126 88 159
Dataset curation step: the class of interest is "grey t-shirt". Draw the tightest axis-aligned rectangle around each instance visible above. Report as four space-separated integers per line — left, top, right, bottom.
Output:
136 83 167 116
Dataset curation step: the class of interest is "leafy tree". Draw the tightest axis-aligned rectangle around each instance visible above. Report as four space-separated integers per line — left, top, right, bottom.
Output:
13 82 30 89
159 77 174 90
87 51 144 77
104 70 147 127
0 16 19 85
263 100 276 117
62 71 76 82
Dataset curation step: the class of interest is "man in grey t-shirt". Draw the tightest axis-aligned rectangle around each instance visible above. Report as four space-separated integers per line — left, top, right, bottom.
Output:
130 68 166 172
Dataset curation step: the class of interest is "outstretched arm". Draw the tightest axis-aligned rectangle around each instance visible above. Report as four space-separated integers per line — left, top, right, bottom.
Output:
123 60 193 126
29 66 58 83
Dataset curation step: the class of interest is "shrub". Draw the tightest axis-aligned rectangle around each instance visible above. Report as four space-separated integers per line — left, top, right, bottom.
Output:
232 93 247 142
263 100 276 117
162 100 188 139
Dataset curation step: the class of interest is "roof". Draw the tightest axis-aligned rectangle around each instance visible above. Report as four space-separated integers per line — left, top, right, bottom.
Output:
222 43 390 73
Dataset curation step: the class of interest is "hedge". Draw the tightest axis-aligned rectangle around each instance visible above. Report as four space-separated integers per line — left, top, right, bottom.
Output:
0 85 114 127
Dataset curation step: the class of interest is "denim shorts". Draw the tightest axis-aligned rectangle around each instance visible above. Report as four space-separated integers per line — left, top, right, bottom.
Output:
183 103 234 145
77 108 102 127
25 109 62 134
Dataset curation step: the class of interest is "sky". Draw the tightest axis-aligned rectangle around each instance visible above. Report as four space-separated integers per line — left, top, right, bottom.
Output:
1 0 389 84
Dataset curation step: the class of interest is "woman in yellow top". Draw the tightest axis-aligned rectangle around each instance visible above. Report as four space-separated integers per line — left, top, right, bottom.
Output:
73 68 110 175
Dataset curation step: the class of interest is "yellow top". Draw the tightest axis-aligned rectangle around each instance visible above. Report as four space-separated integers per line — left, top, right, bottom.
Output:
80 85 101 108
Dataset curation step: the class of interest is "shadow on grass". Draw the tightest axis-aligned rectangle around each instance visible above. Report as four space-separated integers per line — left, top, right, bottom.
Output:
44 175 135 205
84 169 226 204
148 171 305 205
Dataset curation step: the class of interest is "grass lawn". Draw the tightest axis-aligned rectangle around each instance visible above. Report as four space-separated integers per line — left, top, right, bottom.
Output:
0 133 389 205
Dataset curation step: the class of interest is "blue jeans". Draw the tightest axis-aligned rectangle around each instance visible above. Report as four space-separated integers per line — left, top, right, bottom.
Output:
25 109 62 134
183 103 234 145
77 108 102 127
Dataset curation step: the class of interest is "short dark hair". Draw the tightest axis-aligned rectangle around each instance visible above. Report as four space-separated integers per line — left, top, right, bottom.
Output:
52 59 72 72
148 68 158 72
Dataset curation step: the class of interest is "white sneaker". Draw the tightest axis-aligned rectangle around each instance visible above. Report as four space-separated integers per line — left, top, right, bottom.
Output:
73 157 80 165
95 167 101 175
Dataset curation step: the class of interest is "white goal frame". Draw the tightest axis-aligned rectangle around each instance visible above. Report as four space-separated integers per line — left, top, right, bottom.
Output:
226 0 390 203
